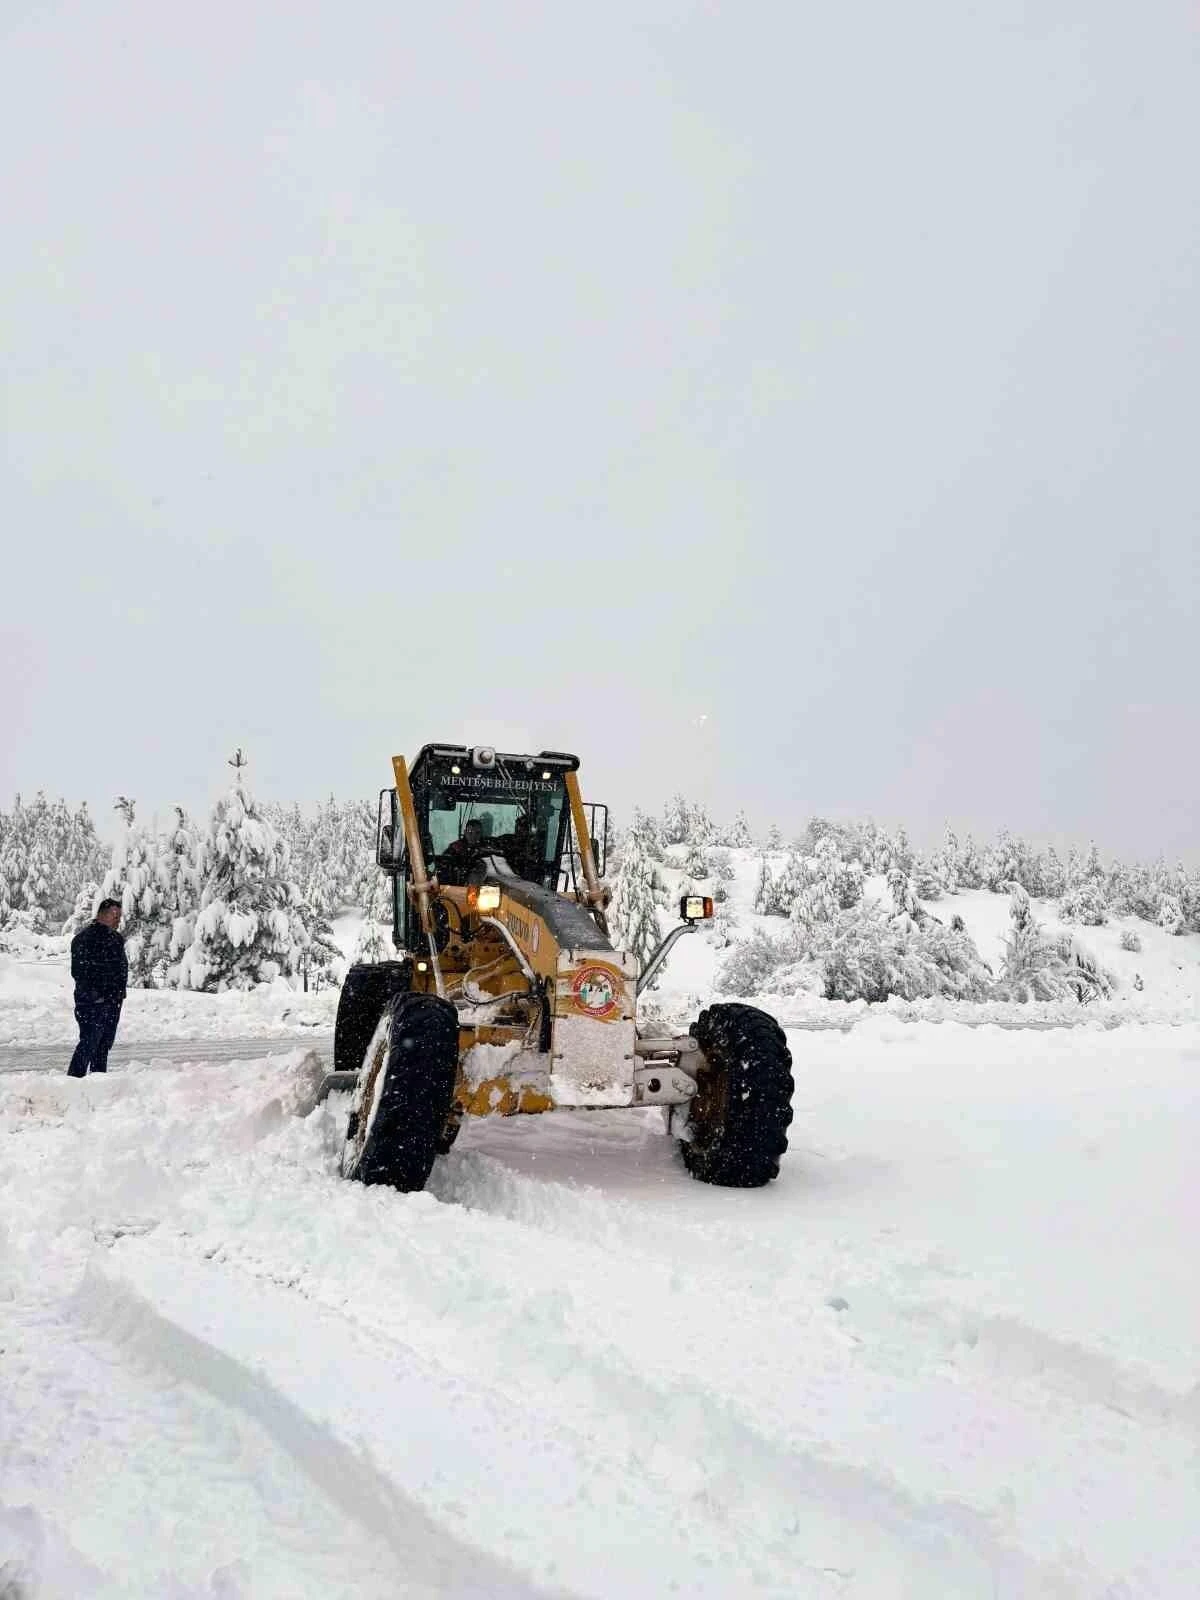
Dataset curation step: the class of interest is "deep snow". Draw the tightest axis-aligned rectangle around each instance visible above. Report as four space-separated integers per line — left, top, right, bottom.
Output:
4 857 1199 1595
2 1020 1198 1598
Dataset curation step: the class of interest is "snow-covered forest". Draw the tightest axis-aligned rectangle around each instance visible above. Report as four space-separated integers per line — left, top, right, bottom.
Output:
610 801 1200 1008
2 771 1197 1007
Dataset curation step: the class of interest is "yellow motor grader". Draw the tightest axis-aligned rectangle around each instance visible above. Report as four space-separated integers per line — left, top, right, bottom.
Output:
322 744 792 1190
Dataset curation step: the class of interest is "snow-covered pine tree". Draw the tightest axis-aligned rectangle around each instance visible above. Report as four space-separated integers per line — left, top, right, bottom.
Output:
0 793 105 929
61 879 100 939
97 799 174 986
887 865 924 929
1041 845 1066 899
60 801 106 925
266 802 305 880
0 811 9 926
1180 864 1200 933
994 885 1076 1001
296 901 343 989
1060 878 1108 926
0 796 29 924
754 853 797 917
752 855 771 914
683 841 710 880
1083 841 1105 884
344 799 379 907
853 819 883 875
1157 891 1185 936
160 807 204 983
914 855 944 901
179 751 305 991
318 798 356 909
706 897 739 949
706 848 735 892
955 833 984 890
688 802 716 847
297 797 339 919
932 826 959 894
1017 841 1047 898
982 829 1020 892
790 836 862 931
724 810 753 850
610 819 662 973
888 825 914 875
764 823 783 852
352 867 393 964
17 803 53 930
660 793 691 846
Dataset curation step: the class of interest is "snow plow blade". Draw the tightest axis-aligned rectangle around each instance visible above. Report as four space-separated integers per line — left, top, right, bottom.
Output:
315 1070 359 1104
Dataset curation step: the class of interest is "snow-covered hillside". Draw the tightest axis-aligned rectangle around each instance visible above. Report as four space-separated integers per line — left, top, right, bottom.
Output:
637 846 1200 1027
3 1026 1198 1597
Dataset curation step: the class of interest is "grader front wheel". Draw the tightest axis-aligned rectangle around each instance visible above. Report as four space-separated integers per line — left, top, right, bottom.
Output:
334 960 412 1076
341 991 459 1192
681 1003 794 1187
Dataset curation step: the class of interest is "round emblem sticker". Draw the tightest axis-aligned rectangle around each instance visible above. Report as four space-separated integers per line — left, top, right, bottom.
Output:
571 965 620 1020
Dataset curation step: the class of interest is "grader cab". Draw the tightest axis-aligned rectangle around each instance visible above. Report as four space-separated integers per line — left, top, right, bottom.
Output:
324 744 792 1191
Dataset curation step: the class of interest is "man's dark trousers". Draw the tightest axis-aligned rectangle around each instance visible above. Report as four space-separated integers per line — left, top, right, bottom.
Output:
67 998 122 1077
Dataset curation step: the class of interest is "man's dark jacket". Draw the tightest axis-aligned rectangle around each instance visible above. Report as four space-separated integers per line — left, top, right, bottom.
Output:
70 922 128 1003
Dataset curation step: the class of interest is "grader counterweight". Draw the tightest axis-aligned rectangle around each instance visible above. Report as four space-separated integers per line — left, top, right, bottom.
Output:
324 744 793 1191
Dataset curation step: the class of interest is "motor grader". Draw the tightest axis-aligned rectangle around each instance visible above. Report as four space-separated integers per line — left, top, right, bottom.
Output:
321 744 793 1191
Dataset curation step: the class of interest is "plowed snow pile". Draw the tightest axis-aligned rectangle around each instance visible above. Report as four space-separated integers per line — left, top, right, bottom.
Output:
2 1025 1198 1598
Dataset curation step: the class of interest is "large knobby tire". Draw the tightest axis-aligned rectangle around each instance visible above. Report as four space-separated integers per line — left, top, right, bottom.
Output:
681 1003 794 1187
334 960 412 1076
342 991 460 1192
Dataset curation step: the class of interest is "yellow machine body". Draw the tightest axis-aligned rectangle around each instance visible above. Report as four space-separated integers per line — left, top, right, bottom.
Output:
386 746 644 1117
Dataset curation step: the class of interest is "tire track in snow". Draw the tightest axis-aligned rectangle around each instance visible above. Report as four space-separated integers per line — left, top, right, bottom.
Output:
102 1220 1079 1600
65 1264 560 1600
3 1291 401 1599
431 1138 1200 1440
418 1130 1200 1595
126 1119 1085 1598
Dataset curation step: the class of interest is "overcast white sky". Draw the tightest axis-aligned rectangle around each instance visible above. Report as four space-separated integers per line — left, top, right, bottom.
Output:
3 1 1198 858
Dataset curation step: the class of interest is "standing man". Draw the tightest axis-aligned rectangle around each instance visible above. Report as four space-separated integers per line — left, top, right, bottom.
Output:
67 898 128 1077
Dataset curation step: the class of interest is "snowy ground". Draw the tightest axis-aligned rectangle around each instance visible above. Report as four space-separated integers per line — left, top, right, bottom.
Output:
4 868 1199 1594
3 1021 1198 1598
0 951 338 1051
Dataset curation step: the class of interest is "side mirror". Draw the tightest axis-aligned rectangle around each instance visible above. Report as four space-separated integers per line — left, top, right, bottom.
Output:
680 894 714 923
376 790 406 874
585 802 609 876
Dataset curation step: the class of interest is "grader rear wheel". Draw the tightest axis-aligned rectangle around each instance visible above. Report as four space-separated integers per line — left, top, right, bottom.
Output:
681 1003 794 1187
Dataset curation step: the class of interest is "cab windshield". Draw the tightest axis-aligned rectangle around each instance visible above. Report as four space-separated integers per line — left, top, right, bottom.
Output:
420 759 569 889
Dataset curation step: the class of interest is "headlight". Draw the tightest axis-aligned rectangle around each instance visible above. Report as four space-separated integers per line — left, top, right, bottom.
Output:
476 884 502 913
680 895 714 922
